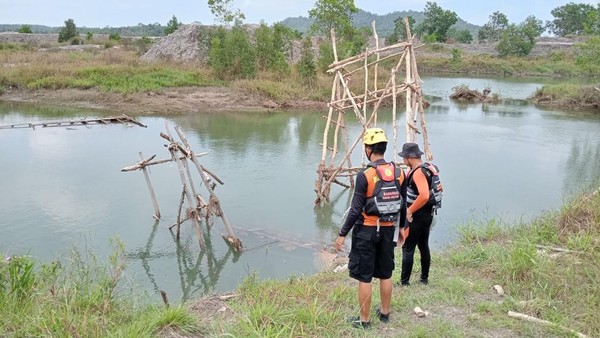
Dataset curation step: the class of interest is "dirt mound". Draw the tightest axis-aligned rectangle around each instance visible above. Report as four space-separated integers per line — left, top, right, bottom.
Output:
141 24 210 63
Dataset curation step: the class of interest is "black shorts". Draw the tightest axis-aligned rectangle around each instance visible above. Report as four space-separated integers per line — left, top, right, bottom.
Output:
348 225 396 283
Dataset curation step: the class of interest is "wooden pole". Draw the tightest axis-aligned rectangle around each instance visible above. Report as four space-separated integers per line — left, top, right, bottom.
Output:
121 153 209 173
508 311 589 338
176 184 186 239
173 126 242 252
363 47 369 124
139 152 161 220
372 21 380 94
162 124 205 250
391 69 398 163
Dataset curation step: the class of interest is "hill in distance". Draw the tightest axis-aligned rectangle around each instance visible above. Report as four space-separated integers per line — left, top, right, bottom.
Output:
280 9 481 37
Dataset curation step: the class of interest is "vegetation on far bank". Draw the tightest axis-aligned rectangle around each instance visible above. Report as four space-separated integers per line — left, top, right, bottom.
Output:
1 1 599 110
531 84 600 110
2 186 599 337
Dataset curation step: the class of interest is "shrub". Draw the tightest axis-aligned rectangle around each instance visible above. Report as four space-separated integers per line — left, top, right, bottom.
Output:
297 38 317 85
18 25 32 34
58 19 77 43
108 33 121 41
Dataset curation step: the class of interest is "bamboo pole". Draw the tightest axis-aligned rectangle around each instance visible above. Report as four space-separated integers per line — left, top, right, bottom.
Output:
162 125 205 250
121 153 208 171
173 126 241 252
176 184 187 239
508 311 589 338
327 42 410 73
338 72 366 125
341 112 354 189
372 21 380 94
363 47 369 123
331 108 343 164
139 152 161 220
344 51 406 77
391 69 398 163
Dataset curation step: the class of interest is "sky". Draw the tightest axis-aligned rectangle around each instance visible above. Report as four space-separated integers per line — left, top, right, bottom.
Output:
1 0 599 28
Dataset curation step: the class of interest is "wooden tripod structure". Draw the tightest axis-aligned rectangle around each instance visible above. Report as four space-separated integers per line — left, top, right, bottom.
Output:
122 122 243 252
314 20 433 205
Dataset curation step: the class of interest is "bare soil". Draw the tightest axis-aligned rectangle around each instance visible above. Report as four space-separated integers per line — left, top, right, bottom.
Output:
0 86 327 114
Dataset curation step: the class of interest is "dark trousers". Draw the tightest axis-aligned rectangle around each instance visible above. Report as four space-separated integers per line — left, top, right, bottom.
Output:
400 210 433 284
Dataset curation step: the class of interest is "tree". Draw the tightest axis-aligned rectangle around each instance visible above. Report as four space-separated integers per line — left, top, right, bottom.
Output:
308 0 358 39
583 4 600 34
386 16 415 44
478 11 509 43
297 38 317 85
164 15 181 35
497 24 533 57
521 15 545 42
450 29 473 44
208 0 245 25
58 19 78 43
576 36 600 77
18 25 32 34
209 25 255 79
547 2 596 36
416 1 458 43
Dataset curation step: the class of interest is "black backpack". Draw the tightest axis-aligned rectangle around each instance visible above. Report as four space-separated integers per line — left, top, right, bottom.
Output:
363 162 404 223
408 162 443 211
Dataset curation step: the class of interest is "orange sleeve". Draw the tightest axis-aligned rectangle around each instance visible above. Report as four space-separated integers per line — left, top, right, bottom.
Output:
408 169 429 213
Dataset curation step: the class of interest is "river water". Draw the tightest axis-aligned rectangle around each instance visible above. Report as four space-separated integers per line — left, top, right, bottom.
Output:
1 76 598 302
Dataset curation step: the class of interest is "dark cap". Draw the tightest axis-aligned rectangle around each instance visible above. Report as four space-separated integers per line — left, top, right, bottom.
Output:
398 143 424 158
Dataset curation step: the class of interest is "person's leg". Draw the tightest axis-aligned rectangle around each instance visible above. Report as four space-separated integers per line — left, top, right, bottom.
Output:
400 226 419 285
415 215 433 283
358 281 372 322
379 278 392 314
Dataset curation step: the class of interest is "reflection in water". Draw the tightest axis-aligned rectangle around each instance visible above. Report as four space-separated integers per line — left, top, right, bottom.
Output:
314 188 353 242
128 221 240 302
563 139 600 196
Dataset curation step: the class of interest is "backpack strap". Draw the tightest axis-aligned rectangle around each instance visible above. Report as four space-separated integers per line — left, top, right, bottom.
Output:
408 163 434 188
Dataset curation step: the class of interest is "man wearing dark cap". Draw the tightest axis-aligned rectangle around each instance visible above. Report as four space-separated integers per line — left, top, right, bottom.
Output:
397 142 438 286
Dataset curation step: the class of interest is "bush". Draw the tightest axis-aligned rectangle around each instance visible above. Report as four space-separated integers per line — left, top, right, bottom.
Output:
70 36 81 45
576 36 600 77
497 24 533 57
108 33 121 41
297 38 317 85
85 32 93 40
208 25 256 79
18 25 32 34
58 19 77 43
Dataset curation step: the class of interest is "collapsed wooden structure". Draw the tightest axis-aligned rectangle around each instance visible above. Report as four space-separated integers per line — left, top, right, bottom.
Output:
0 114 147 130
315 20 433 205
122 122 243 252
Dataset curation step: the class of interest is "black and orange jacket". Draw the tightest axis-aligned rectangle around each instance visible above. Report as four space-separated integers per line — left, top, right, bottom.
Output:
339 159 407 237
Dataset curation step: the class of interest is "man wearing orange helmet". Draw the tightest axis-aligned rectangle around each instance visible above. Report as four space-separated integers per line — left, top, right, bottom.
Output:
335 128 407 329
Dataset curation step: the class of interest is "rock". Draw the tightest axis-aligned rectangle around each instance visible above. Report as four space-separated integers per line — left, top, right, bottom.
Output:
413 306 429 317
493 285 504 296
333 264 348 273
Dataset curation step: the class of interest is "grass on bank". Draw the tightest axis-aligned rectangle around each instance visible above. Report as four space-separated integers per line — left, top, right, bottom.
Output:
2 187 599 337
531 83 600 110
1 44 597 108
0 240 199 337
200 187 600 337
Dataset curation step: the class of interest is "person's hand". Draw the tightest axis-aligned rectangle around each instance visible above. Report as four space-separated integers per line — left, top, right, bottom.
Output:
335 236 345 251
407 211 413 223
396 234 405 247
